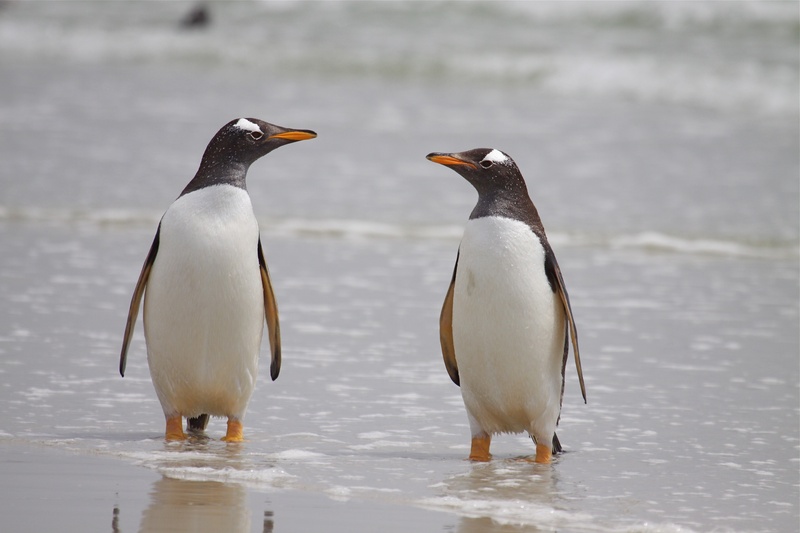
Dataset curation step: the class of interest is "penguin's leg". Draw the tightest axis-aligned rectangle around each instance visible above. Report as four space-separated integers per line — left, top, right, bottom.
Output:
534 442 552 464
528 433 561 463
469 433 492 462
165 415 186 441
466 411 492 461
529 395 560 463
529 428 555 464
222 417 244 443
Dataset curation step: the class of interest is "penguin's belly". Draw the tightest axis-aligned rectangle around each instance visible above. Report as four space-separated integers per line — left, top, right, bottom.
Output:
453 216 565 436
143 185 265 419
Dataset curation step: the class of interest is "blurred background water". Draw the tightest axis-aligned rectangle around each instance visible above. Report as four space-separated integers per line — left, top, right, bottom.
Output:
0 2 798 532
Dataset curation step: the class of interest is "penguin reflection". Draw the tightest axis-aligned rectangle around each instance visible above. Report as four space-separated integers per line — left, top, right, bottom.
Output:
443 460 559 533
137 477 258 533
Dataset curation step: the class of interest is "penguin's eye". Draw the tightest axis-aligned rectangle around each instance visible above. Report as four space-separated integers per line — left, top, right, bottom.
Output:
248 131 263 141
480 159 493 169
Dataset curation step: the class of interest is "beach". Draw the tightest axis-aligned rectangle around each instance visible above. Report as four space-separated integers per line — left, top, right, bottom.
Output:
0 2 798 532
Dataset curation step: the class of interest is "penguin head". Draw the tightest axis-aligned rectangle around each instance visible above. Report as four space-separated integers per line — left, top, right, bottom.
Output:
205 118 317 167
184 118 316 195
426 148 526 197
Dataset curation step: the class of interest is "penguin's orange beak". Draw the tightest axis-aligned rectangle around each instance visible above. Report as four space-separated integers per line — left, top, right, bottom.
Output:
268 130 317 141
426 153 477 169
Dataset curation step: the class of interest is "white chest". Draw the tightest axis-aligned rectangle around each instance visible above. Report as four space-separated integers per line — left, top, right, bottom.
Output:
148 184 263 315
452 216 565 434
455 216 552 311
158 185 259 263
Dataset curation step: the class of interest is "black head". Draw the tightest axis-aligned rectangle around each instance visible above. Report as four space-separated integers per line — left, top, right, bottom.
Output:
182 118 316 195
205 118 317 166
426 148 529 197
427 148 540 224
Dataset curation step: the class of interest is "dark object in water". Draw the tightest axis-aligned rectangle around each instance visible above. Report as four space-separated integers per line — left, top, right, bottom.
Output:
180 3 210 29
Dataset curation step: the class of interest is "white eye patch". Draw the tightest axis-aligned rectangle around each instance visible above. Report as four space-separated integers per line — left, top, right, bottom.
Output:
233 118 262 134
481 149 510 165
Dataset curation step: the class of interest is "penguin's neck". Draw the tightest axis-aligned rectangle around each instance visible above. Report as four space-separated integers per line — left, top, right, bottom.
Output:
470 187 540 228
181 158 249 197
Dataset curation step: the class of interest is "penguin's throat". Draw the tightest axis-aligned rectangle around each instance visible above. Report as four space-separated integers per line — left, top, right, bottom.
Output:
183 160 249 195
470 188 532 221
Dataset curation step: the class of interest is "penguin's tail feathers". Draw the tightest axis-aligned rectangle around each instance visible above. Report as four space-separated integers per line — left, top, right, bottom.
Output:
552 433 563 454
188 414 210 431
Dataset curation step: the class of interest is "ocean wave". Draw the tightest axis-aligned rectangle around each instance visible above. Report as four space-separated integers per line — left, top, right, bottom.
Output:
0 1 796 116
606 231 800 259
0 206 163 227
1 206 796 259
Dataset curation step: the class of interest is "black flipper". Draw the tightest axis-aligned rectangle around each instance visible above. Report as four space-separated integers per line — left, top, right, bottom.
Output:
544 248 586 403
258 237 281 381
119 227 160 377
439 251 460 386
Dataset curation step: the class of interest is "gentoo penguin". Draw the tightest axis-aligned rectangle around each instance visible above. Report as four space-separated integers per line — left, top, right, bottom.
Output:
427 148 586 464
119 118 316 442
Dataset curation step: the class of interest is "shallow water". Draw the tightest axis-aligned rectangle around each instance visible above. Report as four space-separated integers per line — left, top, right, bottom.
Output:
1 222 797 532
0 2 798 532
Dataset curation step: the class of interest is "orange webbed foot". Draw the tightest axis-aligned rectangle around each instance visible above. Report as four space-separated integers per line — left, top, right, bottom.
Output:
221 418 244 443
534 442 552 464
468 434 492 462
165 416 186 441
